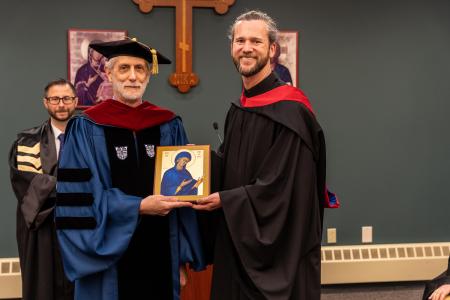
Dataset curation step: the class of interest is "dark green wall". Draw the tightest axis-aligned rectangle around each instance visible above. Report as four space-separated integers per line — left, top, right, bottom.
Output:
1 0 449 257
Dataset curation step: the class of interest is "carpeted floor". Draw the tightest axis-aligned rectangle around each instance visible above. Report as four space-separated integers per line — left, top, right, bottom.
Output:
322 282 426 300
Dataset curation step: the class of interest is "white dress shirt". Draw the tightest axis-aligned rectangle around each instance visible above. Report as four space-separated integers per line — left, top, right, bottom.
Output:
51 124 63 160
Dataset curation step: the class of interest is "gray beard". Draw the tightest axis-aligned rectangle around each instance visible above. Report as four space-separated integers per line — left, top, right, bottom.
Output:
112 80 148 101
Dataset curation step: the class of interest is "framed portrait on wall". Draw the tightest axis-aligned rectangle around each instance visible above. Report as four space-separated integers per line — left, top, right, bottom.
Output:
154 145 210 201
68 29 127 108
273 31 298 87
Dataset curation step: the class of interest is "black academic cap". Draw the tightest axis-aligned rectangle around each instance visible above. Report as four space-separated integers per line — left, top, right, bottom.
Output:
89 38 171 74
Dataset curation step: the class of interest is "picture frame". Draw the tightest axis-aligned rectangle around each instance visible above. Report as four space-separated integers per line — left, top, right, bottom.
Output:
273 31 299 87
68 28 127 108
154 145 210 201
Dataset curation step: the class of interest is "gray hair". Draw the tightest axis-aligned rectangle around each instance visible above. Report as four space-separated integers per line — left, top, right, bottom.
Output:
105 57 116 71
105 56 151 74
228 10 278 44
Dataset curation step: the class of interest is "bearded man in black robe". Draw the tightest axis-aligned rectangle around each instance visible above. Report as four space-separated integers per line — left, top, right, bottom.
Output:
193 10 338 300
9 79 77 300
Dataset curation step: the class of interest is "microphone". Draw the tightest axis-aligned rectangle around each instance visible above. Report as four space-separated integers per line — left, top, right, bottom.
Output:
212 122 223 144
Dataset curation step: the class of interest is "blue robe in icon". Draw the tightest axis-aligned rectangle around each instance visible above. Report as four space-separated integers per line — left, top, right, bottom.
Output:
161 167 198 196
55 99 205 300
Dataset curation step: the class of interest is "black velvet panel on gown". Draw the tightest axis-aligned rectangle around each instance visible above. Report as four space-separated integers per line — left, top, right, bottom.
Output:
103 126 173 300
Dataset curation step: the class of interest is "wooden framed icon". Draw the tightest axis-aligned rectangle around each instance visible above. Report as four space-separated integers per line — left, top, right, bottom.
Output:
154 145 210 201
68 28 127 108
272 31 299 87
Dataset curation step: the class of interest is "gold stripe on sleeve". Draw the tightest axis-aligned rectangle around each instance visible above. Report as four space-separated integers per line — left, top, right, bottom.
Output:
18 143 40 155
17 155 42 169
18 164 43 174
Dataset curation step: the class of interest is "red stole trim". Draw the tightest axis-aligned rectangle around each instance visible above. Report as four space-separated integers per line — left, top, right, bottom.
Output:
84 99 175 131
240 85 314 114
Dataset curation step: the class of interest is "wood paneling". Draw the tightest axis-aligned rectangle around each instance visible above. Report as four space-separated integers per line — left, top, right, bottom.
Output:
181 265 213 300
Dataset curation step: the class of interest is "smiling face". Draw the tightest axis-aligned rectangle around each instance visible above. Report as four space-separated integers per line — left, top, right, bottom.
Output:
106 56 150 106
43 84 78 122
231 20 276 79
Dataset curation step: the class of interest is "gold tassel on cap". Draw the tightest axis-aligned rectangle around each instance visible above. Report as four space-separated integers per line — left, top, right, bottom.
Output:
125 36 159 74
150 48 159 75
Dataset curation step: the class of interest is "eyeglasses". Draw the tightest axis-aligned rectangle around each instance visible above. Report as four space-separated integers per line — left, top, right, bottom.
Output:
45 96 76 105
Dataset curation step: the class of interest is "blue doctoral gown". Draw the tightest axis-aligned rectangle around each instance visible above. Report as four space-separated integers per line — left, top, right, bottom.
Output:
55 115 204 300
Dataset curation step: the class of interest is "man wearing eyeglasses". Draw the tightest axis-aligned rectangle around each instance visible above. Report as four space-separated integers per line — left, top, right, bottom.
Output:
8 78 77 300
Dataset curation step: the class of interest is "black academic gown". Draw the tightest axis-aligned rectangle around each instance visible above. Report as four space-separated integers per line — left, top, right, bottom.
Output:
423 257 450 300
210 73 326 300
9 120 73 300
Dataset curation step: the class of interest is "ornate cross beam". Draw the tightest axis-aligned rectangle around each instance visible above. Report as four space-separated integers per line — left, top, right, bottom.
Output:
132 0 235 93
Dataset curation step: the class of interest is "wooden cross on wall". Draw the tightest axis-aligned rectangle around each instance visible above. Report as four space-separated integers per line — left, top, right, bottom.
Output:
132 0 235 93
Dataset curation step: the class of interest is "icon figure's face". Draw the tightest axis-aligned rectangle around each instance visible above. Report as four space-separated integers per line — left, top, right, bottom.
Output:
89 49 104 69
176 157 190 171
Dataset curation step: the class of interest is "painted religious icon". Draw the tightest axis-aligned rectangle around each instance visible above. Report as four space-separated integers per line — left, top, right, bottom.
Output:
68 29 127 108
272 31 298 87
154 145 210 201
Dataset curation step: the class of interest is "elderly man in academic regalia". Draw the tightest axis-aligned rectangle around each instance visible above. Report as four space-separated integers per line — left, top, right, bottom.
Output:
55 38 204 300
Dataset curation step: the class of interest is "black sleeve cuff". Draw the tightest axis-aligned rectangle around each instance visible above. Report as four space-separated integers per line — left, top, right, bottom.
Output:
55 217 97 229
56 193 94 206
58 168 92 182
